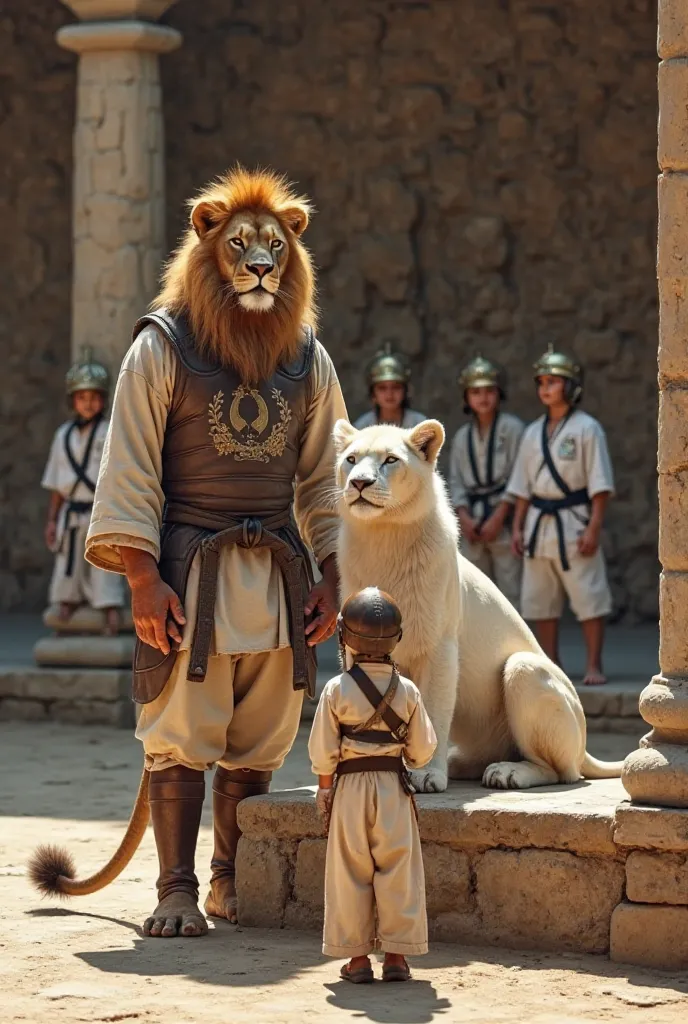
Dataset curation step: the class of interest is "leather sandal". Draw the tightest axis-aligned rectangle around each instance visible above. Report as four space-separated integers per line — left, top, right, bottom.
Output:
340 962 375 984
382 961 411 982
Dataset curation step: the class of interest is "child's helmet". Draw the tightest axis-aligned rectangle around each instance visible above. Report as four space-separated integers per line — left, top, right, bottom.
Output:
533 345 583 404
65 346 110 396
458 354 506 413
338 587 403 657
366 343 411 390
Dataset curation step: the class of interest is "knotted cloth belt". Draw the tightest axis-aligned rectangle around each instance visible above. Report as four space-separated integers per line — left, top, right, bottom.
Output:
527 488 590 572
185 510 310 691
467 482 506 527
62 500 94 577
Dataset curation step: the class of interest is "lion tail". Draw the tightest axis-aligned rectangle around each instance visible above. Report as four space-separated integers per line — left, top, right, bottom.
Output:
28 766 150 898
580 752 624 779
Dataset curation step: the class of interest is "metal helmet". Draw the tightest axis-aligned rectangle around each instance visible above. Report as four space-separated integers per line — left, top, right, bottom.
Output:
533 344 583 404
65 347 110 396
458 354 505 413
367 343 411 389
338 587 403 658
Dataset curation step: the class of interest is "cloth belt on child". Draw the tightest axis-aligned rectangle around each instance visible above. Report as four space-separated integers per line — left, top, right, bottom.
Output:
336 663 417 813
526 414 590 572
61 416 100 577
465 415 504 527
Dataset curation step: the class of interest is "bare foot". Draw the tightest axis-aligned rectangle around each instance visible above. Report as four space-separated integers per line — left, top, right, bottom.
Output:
583 666 607 686
204 878 237 925
103 607 121 637
58 602 76 623
143 892 208 937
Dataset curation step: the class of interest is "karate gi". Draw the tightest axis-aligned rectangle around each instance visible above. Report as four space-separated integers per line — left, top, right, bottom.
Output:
309 662 437 958
354 408 427 429
507 409 614 621
449 411 524 607
42 417 124 610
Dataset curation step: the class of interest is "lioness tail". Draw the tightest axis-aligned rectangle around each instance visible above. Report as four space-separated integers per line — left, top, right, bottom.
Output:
28 766 150 898
580 752 624 779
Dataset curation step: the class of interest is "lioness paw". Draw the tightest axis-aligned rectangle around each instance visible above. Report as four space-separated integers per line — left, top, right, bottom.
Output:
482 760 558 790
409 767 448 793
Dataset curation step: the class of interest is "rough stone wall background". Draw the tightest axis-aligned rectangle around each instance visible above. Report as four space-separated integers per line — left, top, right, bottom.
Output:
0 3 74 610
0 0 659 618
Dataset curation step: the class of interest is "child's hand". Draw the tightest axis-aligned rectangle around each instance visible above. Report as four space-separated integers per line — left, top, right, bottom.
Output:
479 511 502 544
577 523 600 556
45 521 57 551
457 508 479 544
316 786 334 829
511 529 524 558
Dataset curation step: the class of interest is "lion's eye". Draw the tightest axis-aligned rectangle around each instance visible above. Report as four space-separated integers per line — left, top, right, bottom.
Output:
384 456 399 465
271 239 284 251
229 237 244 250
346 455 356 464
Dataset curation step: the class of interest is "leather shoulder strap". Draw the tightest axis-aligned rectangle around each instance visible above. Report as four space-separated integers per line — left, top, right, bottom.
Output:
277 324 316 381
348 663 408 740
133 308 219 376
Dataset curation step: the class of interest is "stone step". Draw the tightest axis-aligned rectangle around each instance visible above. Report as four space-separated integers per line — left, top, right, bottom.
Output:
0 664 134 727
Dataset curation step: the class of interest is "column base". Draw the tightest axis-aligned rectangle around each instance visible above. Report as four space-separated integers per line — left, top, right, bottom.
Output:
621 674 688 807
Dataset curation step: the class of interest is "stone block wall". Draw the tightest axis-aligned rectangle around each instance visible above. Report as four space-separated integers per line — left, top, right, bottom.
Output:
0 0 660 617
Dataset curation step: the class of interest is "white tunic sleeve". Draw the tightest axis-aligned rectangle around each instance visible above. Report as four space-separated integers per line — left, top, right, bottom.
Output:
448 428 469 508
505 425 535 501
403 690 438 769
41 427 64 492
583 419 615 498
308 677 343 776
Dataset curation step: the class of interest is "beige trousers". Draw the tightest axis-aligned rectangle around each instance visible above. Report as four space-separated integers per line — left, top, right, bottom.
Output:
323 771 428 958
50 520 125 609
461 537 522 610
136 647 303 773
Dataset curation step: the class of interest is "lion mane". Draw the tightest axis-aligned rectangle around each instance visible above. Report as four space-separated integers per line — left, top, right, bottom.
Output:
155 166 318 384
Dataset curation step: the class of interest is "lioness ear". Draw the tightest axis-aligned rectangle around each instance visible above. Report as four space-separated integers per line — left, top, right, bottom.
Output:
191 201 225 238
333 419 358 454
408 420 445 464
280 202 310 237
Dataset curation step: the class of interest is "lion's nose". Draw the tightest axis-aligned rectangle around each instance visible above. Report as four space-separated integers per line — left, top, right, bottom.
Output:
247 258 273 279
351 476 375 493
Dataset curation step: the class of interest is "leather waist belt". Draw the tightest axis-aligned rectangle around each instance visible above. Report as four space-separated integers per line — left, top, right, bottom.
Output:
336 755 415 798
339 725 398 745
185 509 312 694
527 488 590 571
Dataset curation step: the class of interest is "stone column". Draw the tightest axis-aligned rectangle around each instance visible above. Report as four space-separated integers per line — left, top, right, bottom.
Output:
56 0 181 376
621 0 688 808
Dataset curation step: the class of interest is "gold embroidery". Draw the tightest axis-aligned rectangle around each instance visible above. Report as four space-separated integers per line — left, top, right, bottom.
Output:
208 385 292 462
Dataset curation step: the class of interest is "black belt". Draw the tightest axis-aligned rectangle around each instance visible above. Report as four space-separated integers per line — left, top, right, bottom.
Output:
527 489 589 572
467 482 506 526
340 724 398 745
62 500 94 577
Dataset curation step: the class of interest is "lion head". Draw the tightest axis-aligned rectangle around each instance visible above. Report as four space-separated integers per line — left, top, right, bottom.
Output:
155 166 317 384
333 419 447 526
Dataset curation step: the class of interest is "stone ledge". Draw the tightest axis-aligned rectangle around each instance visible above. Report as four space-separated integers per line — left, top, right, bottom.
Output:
0 665 130 701
614 801 688 851
238 779 625 856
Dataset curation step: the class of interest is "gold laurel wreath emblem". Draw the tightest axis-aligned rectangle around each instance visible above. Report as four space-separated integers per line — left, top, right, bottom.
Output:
208 385 292 463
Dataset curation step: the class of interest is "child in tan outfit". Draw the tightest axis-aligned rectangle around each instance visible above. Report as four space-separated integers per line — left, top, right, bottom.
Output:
308 587 437 984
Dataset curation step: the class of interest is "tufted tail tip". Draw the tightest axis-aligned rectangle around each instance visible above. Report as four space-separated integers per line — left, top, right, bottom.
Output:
28 844 76 898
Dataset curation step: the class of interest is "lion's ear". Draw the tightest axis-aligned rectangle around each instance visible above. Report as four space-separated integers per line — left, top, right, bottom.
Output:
333 419 358 454
407 420 445 464
280 203 310 237
191 200 225 238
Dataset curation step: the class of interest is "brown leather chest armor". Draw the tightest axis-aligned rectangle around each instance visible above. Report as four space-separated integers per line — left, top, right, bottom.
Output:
131 308 318 704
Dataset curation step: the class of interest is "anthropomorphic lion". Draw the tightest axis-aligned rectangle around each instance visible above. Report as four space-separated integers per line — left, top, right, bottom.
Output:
29 167 346 937
333 418 623 793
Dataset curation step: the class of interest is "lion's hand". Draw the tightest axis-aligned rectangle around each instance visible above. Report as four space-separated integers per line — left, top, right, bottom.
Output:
409 766 448 793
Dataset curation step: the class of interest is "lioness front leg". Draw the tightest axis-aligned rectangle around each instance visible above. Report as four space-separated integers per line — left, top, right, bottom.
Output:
408 641 458 793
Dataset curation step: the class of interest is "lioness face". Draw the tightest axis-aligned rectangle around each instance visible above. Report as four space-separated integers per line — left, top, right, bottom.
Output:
333 419 445 523
217 211 290 313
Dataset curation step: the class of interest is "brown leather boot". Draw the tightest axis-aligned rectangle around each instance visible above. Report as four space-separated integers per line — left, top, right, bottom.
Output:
143 765 208 938
204 766 271 924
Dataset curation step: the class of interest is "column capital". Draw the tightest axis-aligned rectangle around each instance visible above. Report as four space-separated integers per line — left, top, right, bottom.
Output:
57 19 181 54
61 1 179 21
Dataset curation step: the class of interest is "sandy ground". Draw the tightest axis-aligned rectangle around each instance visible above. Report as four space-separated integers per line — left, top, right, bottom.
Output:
2 721 687 1024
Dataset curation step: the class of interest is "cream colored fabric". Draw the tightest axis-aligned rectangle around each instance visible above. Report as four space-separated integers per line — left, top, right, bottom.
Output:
85 325 346 655
48 519 125 609
507 409 614 561
449 411 524 517
137 646 302 772
309 663 437 957
354 408 426 429
461 538 521 610
43 418 125 610
521 548 612 622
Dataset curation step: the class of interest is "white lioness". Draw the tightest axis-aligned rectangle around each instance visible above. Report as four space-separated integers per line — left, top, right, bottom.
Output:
333 418 623 794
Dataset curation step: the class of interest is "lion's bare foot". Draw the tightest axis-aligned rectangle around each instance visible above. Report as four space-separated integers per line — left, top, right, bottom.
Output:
409 766 448 793
204 878 238 925
143 892 208 938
